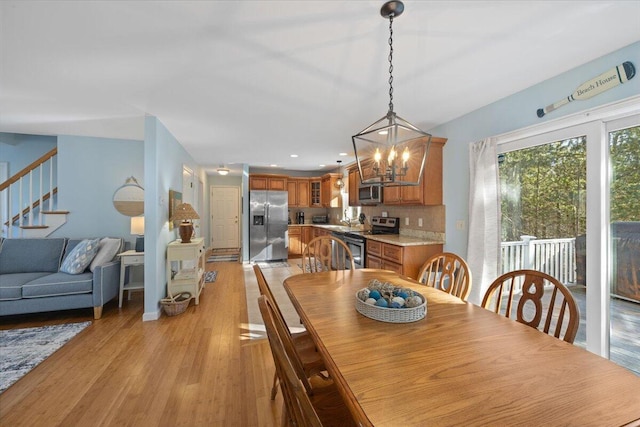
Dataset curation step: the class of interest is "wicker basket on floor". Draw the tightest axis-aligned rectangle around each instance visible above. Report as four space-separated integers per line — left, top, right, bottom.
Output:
161 292 192 316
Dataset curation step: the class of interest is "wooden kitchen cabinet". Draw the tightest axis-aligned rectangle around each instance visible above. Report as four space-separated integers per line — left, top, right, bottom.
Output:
348 166 360 207
366 239 443 279
383 137 446 206
249 174 287 191
321 173 342 208
287 178 310 208
288 225 302 257
310 179 322 206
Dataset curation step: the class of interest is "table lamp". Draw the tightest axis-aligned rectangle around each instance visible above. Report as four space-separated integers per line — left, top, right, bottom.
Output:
170 203 200 243
130 216 145 252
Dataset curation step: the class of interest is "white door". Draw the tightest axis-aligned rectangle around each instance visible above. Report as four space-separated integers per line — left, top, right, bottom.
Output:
210 185 240 249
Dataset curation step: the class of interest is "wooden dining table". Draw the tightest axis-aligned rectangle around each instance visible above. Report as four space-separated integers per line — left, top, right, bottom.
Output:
283 268 640 427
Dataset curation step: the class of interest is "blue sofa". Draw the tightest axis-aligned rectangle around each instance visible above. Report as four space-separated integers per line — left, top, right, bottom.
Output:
0 237 123 319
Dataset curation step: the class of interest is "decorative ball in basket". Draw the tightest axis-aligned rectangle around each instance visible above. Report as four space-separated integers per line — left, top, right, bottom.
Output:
355 279 426 323
161 292 192 316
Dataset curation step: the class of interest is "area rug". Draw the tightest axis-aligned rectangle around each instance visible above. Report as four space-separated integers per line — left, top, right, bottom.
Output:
204 271 218 283
0 321 91 393
257 261 290 269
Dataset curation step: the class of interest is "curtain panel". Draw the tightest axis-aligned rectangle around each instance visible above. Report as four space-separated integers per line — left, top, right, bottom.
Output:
467 138 501 305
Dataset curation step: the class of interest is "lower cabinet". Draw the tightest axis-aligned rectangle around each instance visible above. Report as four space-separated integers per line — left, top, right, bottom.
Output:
288 226 302 258
366 240 443 279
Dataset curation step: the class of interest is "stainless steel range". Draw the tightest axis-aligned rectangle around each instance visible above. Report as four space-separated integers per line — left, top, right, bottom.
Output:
332 217 400 269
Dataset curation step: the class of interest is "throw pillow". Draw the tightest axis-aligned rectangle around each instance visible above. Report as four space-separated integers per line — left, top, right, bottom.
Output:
60 238 100 274
89 238 122 272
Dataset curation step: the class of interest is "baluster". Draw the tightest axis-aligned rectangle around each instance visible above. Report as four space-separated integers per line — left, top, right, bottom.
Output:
39 163 43 225
49 156 54 211
18 177 23 229
28 170 33 226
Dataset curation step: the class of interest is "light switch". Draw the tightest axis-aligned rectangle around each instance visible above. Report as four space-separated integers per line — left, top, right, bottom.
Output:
405 217 409 225
418 218 423 227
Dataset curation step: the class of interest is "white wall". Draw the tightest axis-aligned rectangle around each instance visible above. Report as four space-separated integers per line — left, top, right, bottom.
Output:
430 41 640 257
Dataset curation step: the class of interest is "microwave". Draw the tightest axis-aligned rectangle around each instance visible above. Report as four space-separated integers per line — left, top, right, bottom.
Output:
358 184 382 204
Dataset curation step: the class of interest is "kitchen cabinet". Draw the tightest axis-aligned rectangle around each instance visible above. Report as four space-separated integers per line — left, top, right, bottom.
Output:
287 178 310 208
366 239 443 279
321 173 342 208
302 226 313 247
382 137 446 206
249 174 287 191
288 225 302 257
313 226 331 239
348 166 360 207
310 179 321 207
166 237 206 304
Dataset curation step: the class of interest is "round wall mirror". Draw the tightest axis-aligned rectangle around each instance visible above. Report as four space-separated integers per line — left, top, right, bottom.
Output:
113 176 144 216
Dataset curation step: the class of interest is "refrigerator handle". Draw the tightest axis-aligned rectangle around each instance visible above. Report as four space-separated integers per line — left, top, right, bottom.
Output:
265 203 269 235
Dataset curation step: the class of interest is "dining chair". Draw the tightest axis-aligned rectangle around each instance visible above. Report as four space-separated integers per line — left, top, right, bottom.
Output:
258 295 356 427
257 293 330 397
481 269 580 343
253 265 327 400
301 236 355 273
416 252 472 301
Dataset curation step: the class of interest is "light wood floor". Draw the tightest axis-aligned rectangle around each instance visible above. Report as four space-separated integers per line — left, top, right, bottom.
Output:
0 261 282 427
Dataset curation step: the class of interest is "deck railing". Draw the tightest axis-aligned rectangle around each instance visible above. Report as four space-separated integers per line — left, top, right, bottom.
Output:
501 236 577 292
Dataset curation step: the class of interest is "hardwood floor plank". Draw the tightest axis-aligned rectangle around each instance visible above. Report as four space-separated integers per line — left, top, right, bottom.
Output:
0 261 280 427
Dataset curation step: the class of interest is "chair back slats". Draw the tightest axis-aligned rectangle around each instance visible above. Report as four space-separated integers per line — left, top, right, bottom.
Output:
416 252 472 301
258 295 324 427
259 294 314 394
253 264 290 329
302 236 355 273
481 269 580 343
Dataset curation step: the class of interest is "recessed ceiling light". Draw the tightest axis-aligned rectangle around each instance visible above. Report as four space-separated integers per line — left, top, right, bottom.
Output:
319 164 326 167
290 154 298 158
270 164 278 167
339 152 348 156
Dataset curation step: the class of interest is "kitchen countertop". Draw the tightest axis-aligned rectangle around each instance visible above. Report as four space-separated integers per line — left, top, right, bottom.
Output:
290 224 443 247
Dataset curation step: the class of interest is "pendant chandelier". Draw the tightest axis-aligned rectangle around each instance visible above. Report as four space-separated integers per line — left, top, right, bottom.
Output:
352 0 432 187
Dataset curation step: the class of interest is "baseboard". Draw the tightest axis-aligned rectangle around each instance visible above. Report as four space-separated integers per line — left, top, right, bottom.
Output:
143 309 161 321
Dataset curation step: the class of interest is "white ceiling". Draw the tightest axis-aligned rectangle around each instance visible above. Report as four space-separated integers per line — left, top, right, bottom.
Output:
1 1 639 176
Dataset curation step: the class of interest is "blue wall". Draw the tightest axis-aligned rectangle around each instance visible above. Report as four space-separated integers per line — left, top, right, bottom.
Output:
143 116 201 320
52 135 144 240
431 41 640 257
0 133 57 172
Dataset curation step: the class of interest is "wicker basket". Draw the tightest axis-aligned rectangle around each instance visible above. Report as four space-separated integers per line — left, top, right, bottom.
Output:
161 292 192 316
355 289 426 323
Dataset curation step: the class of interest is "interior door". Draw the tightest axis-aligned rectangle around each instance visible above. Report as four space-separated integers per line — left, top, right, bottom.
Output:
210 185 240 249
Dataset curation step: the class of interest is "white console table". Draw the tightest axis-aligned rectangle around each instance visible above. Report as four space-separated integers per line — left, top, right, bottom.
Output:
166 238 206 304
117 250 145 308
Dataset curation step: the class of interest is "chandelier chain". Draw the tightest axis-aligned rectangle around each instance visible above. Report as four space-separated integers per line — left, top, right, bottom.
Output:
388 14 394 113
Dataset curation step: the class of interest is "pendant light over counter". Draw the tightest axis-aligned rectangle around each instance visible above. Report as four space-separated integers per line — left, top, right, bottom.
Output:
352 0 431 188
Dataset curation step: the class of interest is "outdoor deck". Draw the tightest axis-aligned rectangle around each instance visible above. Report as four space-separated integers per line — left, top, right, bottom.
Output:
569 285 640 375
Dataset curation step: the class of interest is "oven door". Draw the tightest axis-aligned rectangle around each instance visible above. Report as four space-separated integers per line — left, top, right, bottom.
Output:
343 236 365 269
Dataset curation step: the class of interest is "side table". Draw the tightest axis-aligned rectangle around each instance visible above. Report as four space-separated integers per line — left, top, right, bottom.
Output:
117 250 145 308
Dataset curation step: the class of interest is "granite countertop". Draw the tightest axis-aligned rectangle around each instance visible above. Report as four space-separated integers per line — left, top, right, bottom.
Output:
290 224 443 247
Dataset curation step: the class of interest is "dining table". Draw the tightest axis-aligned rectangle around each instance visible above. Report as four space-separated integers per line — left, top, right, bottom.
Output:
283 268 640 427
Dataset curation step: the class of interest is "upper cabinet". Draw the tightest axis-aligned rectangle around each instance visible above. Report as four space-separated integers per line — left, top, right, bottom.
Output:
287 178 310 207
249 174 287 191
310 178 322 207
382 137 446 206
321 173 342 208
348 165 362 207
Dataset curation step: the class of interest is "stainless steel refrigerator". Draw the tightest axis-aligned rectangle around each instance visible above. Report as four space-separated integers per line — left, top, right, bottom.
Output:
249 190 288 261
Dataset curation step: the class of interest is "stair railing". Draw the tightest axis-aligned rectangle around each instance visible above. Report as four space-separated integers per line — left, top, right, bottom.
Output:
1 147 57 238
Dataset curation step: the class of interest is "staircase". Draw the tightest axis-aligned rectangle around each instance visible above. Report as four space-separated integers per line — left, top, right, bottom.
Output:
1 147 69 238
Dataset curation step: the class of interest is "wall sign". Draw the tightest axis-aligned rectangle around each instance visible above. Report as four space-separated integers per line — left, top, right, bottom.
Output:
537 61 635 118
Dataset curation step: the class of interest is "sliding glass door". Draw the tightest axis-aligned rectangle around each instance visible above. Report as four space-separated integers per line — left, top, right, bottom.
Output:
607 116 640 374
497 109 640 374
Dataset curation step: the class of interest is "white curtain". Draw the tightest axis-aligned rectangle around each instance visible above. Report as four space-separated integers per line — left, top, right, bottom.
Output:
467 138 501 305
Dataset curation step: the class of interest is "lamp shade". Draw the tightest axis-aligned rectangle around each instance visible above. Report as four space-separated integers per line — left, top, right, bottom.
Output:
169 203 200 222
170 203 199 243
130 216 145 235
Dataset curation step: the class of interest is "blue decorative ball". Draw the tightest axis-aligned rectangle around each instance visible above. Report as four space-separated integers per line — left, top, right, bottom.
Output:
374 298 388 307
391 301 402 308
398 291 409 299
369 290 381 300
